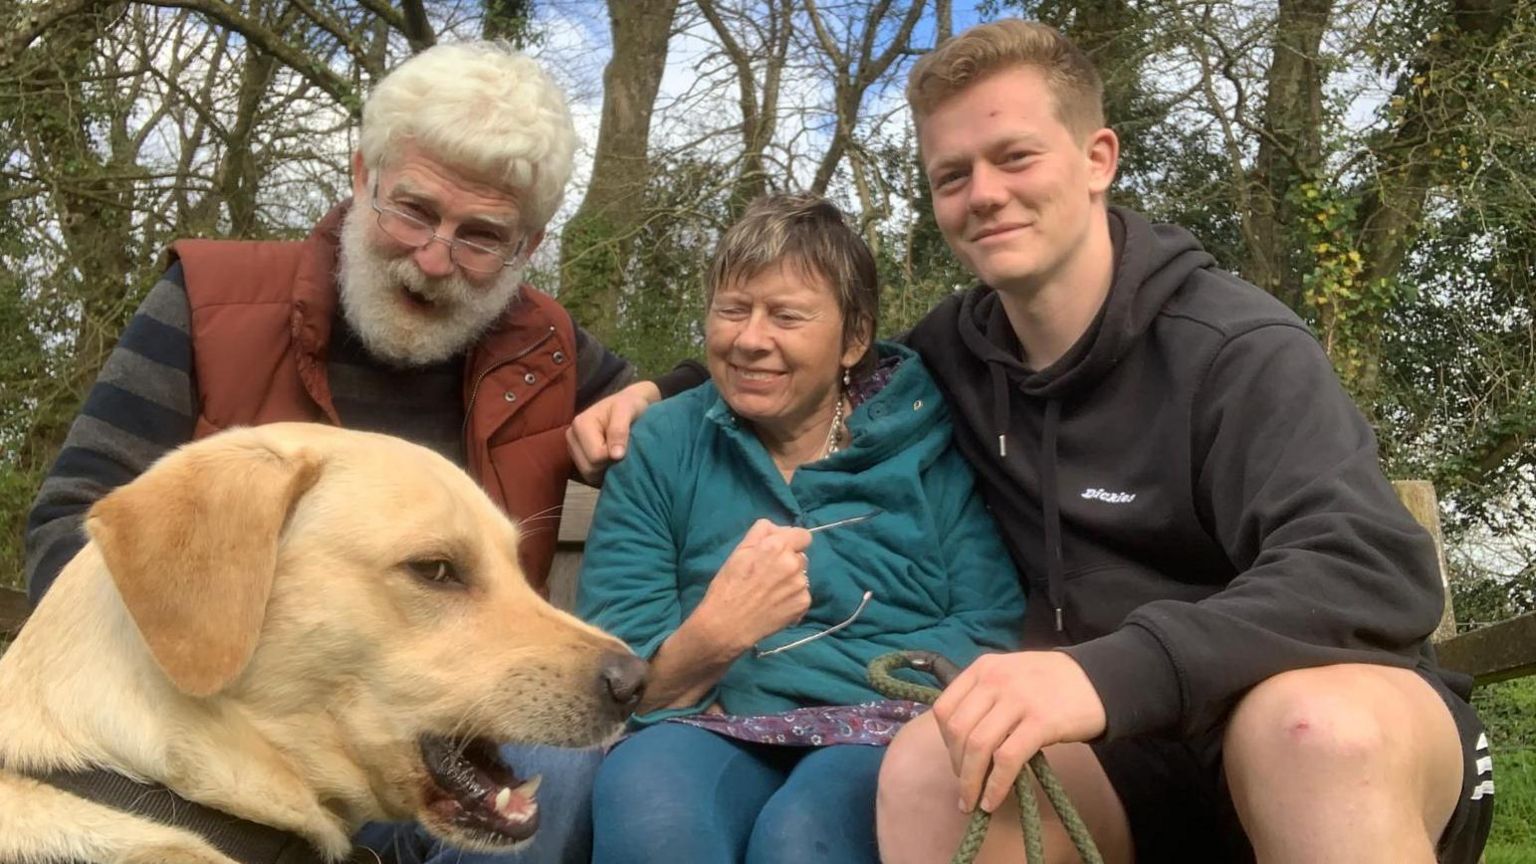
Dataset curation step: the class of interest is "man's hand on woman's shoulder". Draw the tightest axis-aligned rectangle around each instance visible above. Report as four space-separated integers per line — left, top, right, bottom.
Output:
567 380 662 484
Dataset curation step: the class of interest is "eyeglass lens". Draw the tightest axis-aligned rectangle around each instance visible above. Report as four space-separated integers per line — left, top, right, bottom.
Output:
375 209 515 274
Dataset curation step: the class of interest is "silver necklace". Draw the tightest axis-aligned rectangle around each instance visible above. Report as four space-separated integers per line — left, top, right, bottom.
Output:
823 397 845 457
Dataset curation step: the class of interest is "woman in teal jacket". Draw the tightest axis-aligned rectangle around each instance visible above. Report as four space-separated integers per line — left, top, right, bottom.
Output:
578 194 1024 864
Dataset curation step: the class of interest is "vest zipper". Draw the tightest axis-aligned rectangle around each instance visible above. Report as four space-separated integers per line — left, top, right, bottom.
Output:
462 326 558 448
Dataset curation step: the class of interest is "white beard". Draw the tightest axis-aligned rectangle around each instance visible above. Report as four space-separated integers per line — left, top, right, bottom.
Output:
336 205 524 367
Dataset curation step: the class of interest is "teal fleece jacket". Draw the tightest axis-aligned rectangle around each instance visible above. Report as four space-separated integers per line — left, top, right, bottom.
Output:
577 342 1025 724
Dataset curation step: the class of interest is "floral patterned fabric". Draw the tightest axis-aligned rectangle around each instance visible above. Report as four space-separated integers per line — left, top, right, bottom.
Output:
666 699 928 747
848 354 902 409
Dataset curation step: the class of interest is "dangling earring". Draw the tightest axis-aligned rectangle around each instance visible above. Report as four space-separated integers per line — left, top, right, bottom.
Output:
842 367 851 389
824 366 850 458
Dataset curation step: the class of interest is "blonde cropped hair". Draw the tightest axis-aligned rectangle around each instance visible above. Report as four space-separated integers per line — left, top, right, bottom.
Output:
907 20 1105 140
360 41 576 229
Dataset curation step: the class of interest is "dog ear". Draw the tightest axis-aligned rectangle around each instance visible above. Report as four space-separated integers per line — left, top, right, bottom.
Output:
87 430 323 697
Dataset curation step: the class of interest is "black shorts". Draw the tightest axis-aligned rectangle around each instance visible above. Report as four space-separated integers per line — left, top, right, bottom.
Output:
1089 670 1495 863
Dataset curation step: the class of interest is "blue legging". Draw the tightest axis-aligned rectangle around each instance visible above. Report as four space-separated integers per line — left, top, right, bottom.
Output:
591 723 884 864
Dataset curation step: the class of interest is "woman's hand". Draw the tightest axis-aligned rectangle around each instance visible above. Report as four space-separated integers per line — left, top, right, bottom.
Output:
693 519 814 652
637 519 813 713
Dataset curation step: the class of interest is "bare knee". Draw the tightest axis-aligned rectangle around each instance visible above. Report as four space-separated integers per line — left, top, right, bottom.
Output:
1226 664 1462 820
880 718 1132 864
879 713 956 814
1227 666 1395 772
878 713 970 863
1225 665 1464 861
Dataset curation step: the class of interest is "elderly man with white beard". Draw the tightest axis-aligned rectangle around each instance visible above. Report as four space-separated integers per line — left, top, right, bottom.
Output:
21 41 686 864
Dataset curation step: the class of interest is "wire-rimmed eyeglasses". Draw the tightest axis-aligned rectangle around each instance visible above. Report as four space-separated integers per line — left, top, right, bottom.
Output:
754 508 881 658
755 590 873 657
368 180 527 274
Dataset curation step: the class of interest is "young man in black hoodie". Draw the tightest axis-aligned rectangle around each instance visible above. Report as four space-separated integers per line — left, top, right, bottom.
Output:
566 19 1493 864
874 19 1493 864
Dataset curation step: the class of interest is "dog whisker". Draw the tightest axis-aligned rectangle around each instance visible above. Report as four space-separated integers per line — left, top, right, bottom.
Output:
514 516 563 532
446 689 505 747
516 504 566 523
518 511 562 522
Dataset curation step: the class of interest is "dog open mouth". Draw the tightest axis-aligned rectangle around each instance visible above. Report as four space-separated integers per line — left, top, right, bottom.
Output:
420 735 542 845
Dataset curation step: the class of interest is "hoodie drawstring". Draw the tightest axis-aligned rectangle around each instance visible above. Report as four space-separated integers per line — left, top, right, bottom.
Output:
992 357 1067 634
989 362 1010 457
1041 399 1065 633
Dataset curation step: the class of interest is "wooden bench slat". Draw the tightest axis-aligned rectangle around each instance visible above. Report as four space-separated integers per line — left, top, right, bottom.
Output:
1436 611 1536 686
557 481 599 543
1393 480 1459 644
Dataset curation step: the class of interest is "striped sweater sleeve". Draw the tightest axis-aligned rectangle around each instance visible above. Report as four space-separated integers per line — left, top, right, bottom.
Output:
572 322 636 411
23 265 198 604
570 330 707 403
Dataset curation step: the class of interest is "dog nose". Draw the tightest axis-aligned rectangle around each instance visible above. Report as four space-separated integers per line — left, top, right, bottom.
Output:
600 651 648 710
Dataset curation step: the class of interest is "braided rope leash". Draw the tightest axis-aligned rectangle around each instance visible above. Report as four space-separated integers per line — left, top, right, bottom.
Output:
868 651 1103 864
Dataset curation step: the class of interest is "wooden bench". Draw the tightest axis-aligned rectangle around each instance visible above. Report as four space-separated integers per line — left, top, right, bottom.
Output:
1389 481 1536 685
5 480 1534 686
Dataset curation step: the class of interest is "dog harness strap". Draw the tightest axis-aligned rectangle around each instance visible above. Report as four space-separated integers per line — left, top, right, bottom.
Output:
29 768 330 864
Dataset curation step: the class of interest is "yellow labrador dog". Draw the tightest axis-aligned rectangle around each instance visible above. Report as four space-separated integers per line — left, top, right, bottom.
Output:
0 423 645 864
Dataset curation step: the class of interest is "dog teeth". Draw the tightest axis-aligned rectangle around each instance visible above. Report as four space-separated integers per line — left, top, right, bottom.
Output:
487 774 543 823
517 774 543 799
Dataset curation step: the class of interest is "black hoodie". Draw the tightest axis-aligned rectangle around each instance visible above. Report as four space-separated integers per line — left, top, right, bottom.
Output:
905 207 1461 742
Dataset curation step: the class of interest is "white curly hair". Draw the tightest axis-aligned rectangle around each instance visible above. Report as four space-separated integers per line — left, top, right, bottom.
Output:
359 41 577 229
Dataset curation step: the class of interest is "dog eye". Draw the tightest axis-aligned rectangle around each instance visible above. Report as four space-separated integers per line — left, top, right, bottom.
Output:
407 559 462 586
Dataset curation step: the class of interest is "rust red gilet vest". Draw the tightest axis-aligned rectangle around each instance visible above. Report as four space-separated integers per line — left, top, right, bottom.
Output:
169 204 577 594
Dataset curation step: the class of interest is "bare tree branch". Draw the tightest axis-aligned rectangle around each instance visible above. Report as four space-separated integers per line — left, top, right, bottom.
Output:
135 0 364 115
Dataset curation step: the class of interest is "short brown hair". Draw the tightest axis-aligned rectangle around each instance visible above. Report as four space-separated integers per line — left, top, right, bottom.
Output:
907 20 1105 140
706 193 878 377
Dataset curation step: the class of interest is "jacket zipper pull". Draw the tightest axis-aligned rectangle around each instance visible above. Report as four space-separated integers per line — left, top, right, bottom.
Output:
1055 606 1064 633
998 433 1007 458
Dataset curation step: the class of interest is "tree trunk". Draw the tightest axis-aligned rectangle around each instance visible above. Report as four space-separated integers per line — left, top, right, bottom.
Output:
222 4 305 235
11 6 138 466
1357 0 1515 291
1342 0 1517 400
558 0 680 341
1244 0 1332 309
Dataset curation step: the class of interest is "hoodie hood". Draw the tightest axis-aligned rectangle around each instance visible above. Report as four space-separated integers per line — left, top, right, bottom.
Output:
958 207 1214 401
953 207 1213 634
